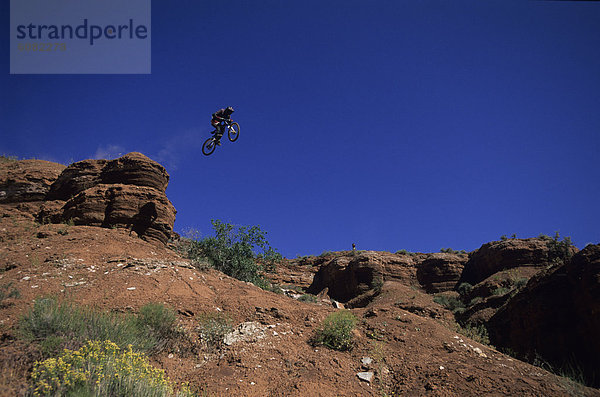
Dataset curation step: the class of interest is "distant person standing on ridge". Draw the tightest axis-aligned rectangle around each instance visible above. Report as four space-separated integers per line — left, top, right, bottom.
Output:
211 106 235 145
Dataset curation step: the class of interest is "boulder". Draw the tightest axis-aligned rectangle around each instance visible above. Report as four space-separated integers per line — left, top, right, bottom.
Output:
487 244 600 387
0 159 65 203
416 253 467 293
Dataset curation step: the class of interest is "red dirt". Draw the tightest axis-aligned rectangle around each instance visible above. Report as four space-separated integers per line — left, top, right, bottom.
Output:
1 208 598 396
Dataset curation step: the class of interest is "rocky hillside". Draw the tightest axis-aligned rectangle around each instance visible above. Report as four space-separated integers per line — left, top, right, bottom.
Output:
0 155 598 396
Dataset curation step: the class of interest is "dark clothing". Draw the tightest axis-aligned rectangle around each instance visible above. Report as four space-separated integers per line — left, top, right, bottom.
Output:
211 108 233 126
211 108 234 139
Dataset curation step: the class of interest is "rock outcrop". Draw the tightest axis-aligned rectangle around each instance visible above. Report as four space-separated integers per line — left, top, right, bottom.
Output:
0 153 176 246
416 253 468 293
61 184 176 245
48 153 175 245
0 159 65 203
307 253 383 305
47 152 169 200
460 238 553 285
487 244 600 387
306 251 420 307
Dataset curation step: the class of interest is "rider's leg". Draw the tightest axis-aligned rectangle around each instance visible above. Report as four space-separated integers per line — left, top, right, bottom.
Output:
215 124 224 145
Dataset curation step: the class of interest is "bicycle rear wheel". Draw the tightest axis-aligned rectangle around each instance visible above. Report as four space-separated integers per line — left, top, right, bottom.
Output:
202 137 217 156
228 122 240 142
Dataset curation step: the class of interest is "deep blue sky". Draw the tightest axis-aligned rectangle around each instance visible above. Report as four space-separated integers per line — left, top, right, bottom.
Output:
2 1 599 257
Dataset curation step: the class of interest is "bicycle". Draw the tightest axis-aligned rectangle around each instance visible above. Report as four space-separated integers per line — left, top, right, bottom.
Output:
202 119 240 156
202 120 240 156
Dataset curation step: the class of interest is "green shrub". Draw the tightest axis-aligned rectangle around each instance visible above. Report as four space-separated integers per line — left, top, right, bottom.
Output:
253 279 283 294
185 220 282 287
0 154 18 163
491 286 511 296
547 231 574 264
440 248 467 254
318 250 334 258
457 282 473 297
456 323 491 346
30 339 194 397
19 298 177 357
514 277 528 290
136 303 177 339
312 310 357 351
298 294 317 303
371 278 384 292
0 282 20 306
197 312 233 352
433 294 465 313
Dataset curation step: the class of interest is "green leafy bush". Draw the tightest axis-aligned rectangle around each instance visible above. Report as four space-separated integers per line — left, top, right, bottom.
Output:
185 220 282 286
30 340 194 397
547 231 574 264
311 310 357 351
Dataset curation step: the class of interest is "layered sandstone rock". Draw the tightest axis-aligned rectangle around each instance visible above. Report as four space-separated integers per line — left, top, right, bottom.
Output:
306 251 420 306
61 184 176 245
416 253 467 293
47 152 169 200
460 238 553 285
0 153 176 246
487 244 600 387
0 159 65 203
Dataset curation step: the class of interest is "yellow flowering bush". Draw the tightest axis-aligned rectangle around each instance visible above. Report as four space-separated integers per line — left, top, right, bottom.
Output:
31 340 185 397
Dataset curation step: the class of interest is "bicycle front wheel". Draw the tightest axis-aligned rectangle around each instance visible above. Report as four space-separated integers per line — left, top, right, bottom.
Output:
202 137 217 156
228 122 240 142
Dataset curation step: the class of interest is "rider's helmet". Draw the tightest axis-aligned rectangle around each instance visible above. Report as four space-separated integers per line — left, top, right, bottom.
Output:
226 106 235 114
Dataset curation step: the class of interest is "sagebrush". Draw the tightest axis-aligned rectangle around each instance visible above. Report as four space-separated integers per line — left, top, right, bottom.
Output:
312 310 357 351
19 298 179 356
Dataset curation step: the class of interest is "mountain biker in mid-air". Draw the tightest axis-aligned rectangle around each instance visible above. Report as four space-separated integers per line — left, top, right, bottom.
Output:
211 106 235 146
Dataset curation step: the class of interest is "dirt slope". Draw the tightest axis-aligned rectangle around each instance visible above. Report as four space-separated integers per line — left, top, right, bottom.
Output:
1 211 598 396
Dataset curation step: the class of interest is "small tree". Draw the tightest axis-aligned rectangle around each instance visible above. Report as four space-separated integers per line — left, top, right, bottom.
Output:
188 220 282 285
547 231 574 265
